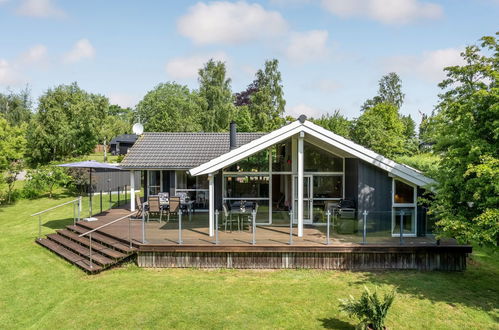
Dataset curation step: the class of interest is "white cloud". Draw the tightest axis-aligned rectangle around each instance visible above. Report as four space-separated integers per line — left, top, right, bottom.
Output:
165 52 228 80
321 0 443 24
19 44 48 65
177 1 288 45
63 39 95 63
17 0 66 18
0 59 24 86
285 30 330 63
286 103 323 118
305 78 341 93
386 47 464 82
108 93 139 108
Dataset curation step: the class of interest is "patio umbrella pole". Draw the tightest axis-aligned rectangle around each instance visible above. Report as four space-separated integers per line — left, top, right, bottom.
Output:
89 169 93 218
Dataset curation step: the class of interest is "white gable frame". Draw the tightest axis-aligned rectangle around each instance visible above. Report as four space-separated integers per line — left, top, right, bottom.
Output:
189 119 434 187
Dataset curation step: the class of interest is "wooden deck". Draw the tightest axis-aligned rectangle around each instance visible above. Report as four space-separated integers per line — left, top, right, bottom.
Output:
75 206 472 271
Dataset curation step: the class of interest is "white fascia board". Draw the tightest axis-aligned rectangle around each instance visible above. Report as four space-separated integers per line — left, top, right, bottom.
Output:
189 119 434 188
301 121 434 187
189 121 303 176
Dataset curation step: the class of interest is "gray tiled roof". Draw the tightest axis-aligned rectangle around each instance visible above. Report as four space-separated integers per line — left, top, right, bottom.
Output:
120 132 265 169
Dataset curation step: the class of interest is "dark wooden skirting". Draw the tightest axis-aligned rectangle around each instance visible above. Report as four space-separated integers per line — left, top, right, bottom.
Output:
137 245 471 271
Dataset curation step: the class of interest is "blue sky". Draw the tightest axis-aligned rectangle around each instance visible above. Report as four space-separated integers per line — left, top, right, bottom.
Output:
1 0 498 123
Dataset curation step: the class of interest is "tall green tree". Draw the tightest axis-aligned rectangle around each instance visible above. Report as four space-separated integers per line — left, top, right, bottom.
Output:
198 59 234 132
352 103 406 158
430 32 499 246
235 59 286 132
28 83 108 164
312 110 352 139
0 116 27 203
136 82 202 132
0 87 32 126
99 107 131 161
362 72 405 111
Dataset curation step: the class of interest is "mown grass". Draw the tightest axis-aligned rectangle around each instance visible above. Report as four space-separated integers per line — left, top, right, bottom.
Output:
0 195 498 329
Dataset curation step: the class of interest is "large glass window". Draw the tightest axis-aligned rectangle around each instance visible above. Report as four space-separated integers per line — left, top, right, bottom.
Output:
394 180 414 204
271 141 292 172
176 172 209 209
304 142 343 172
148 171 161 196
225 175 269 198
177 172 208 190
229 149 269 172
313 176 342 199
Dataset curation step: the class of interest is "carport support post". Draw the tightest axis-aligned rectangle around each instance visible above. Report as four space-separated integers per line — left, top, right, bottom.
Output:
297 132 304 237
208 173 215 237
130 170 135 211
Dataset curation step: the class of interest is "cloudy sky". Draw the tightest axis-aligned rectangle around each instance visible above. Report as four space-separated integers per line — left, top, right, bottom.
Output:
1 0 498 122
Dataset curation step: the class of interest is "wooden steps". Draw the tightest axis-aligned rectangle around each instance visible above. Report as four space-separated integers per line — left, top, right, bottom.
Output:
36 223 137 274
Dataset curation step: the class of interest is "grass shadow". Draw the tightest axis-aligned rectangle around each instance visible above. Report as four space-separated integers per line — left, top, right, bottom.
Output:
43 217 74 230
318 318 354 329
352 255 499 316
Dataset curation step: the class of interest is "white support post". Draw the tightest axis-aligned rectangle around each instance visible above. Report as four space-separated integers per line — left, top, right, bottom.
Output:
297 132 304 237
208 173 215 237
130 170 135 211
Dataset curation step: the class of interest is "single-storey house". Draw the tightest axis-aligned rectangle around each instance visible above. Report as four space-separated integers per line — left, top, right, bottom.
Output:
121 115 434 240
110 134 139 155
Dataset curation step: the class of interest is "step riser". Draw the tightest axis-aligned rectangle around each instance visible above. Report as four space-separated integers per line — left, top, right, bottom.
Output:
66 225 136 254
57 230 127 259
76 222 140 248
46 235 113 267
36 239 102 273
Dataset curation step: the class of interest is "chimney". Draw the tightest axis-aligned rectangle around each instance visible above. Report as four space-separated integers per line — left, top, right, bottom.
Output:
229 121 237 150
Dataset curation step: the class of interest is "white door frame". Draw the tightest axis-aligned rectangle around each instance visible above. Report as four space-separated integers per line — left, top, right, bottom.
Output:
293 174 312 224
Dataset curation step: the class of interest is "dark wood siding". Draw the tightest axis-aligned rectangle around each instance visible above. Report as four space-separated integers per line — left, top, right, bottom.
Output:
92 169 141 192
215 173 223 210
357 160 392 233
344 158 358 204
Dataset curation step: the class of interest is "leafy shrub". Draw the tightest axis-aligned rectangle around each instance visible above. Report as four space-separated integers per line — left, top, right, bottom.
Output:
22 166 71 198
339 287 395 330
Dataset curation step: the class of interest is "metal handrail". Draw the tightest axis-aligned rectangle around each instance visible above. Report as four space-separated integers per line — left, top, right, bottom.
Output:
78 212 137 238
31 198 81 216
78 211 137 270
32 197 82 239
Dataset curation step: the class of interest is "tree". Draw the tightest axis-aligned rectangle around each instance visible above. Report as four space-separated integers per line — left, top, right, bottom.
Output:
98 104 132 161
235 59 286 132
430 32 499 246
198 59 235 132
0 116 27 203
418 111 438 151
136 82 203 132
28 83 108 165
311 110 352 139
0 87 32 126
352 103 406 158
362 72 405 111
400 114 418 153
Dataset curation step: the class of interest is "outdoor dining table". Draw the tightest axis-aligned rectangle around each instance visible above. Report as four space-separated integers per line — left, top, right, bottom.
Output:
228 203 255 231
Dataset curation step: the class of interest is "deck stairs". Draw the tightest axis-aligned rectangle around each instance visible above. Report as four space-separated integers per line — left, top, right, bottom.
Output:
36 223 137 273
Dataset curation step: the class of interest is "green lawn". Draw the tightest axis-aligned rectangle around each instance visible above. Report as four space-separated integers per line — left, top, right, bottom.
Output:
0 195 498 329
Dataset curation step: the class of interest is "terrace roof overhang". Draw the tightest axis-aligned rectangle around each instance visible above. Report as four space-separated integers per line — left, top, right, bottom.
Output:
189 118 435 188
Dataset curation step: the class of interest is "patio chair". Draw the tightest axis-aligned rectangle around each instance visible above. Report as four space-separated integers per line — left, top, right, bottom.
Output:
242 202 258 231
147 196 163 223
167 196 181 223
135 195 144 218
223 203 239 232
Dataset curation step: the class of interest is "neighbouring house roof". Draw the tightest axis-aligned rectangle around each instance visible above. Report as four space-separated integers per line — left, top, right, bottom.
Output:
120 132 265 169
110 134 139 145
189 117 434 187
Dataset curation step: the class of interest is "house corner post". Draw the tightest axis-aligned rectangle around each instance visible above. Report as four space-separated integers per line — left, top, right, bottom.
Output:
208 173 215 237
297 132 304 237
130 170 135 211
